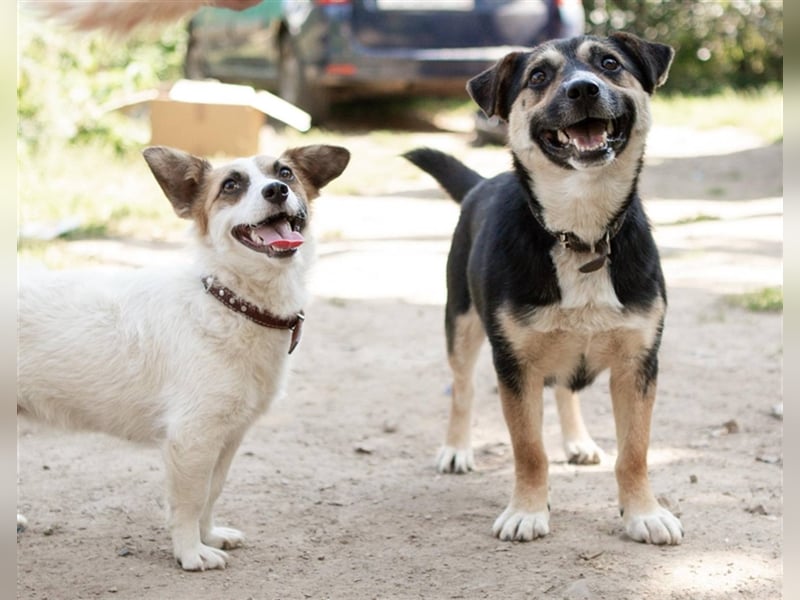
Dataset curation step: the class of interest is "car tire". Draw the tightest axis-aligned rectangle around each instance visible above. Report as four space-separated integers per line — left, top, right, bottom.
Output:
278 35 330 124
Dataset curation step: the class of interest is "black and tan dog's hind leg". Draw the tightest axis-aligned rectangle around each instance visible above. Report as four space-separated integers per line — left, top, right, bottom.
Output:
438 306 603 473
437 308 484 473
555 386 604 465
439 355 604 472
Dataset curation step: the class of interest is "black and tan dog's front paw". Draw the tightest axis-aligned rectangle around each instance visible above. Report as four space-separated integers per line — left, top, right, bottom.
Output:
564 437 604 465
492 506 550 541
623 506 683 545
436 445 474 474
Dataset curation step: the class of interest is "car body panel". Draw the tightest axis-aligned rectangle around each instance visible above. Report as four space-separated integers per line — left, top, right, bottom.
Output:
186 0 585 119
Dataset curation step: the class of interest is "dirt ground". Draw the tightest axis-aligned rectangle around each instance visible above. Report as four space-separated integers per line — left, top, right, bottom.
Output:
17 120 782 599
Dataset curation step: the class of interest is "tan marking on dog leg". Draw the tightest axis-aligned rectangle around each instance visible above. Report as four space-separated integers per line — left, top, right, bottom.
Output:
199 432 246 550
492 379 550 541
438 309 485 473
610 368 683 545
555 385 604 465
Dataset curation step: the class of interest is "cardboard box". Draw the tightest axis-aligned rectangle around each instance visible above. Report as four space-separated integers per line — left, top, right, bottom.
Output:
150 97 264 157
142 80 311 157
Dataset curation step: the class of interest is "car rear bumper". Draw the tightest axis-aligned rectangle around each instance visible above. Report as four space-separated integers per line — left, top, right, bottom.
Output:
313 44 523 96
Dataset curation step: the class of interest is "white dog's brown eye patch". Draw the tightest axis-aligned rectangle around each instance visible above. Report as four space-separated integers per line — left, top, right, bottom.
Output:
215 171 249 204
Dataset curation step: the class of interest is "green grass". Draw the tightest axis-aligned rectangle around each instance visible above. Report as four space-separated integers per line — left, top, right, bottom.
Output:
18 141 184 238
726 287 783 312
652 86 783 143
664 214 721 227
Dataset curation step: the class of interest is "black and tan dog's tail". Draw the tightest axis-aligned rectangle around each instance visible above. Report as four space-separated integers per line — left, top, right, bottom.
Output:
403 148 484 204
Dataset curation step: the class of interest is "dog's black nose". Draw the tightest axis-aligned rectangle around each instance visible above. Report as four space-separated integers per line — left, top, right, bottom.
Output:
565 78 600 101
262 182 289 204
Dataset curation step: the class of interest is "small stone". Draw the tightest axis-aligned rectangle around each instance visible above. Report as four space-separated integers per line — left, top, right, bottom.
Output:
722 419 740 434
689 474 698 484
563 579 594 600
746 504 768 516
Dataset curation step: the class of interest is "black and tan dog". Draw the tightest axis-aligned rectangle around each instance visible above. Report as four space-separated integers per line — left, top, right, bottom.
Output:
405 32 682 545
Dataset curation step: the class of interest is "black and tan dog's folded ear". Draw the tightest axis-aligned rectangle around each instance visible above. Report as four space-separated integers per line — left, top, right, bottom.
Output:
608 31 675 93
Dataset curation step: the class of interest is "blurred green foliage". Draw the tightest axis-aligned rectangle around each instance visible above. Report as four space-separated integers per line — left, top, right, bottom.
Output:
584 0 783 95
727 286 783 312
17 10 189 158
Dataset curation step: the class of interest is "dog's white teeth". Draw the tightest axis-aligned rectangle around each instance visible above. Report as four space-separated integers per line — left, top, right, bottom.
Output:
571 131 609 152
557 130 570 145
606 121 614 134
249 229 264 244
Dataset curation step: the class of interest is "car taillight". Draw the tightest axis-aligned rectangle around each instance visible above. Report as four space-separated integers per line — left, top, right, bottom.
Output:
326 63 357 76
315 0 351 5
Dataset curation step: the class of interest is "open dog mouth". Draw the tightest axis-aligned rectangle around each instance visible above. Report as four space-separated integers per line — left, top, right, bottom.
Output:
231 213 305 258
543 116 628 153
540 114 631 162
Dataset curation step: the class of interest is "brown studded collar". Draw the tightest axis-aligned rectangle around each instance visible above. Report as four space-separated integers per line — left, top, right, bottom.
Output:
530 208 627 274
202 276 305 354
558 230 613 273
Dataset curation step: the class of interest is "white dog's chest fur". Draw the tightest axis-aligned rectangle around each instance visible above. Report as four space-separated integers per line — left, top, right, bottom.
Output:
17 265 292 443
550 244 622 313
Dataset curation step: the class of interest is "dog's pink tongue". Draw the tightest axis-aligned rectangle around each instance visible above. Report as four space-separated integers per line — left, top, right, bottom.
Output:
255 220 303 250
567 120 606 150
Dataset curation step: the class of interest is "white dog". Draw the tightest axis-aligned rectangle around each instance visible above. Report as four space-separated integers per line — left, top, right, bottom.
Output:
17 143 350 570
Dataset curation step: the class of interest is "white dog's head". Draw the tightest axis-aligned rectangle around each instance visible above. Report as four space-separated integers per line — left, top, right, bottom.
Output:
143 145 350 266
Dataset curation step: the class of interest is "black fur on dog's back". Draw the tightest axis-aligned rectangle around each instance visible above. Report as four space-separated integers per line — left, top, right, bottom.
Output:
404 147 665 394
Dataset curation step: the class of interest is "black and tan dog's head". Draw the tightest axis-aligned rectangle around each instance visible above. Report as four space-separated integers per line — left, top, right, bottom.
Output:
468 32 673 171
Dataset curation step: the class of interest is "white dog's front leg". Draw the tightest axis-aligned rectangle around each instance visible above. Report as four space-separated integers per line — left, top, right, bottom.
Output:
163 438 229 571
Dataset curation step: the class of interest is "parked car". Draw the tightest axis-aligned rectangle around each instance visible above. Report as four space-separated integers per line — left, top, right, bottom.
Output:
185 0 585 123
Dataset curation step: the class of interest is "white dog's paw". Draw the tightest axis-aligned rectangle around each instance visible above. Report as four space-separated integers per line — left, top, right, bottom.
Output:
436 445 474 474
176 544 229 571
564 437 604 465
492 506 550 541
202 526 244 550
623 506 683 545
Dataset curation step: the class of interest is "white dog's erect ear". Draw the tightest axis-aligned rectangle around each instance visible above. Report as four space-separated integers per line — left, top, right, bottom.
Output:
142 146 212 219
467 51 525 121
280 145 351 200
